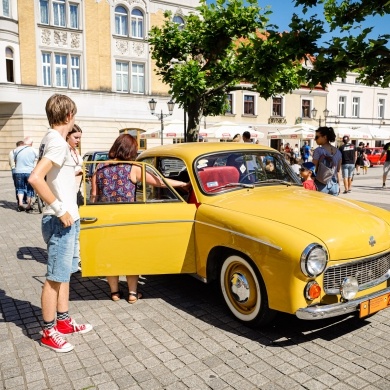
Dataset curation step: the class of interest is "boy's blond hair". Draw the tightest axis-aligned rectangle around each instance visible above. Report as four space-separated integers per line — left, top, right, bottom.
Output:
45 94 77 126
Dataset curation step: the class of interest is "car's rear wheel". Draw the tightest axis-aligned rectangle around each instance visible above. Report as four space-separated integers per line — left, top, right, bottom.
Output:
220 254 275 327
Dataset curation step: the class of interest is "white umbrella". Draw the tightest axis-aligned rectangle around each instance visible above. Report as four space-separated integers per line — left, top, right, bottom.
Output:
201 121 264 139
141 119 186 139
334 126 371 140
267 123 317 139
356 125 390 140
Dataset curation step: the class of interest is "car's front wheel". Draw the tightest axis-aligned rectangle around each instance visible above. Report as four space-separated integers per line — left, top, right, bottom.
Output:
220 254 275 327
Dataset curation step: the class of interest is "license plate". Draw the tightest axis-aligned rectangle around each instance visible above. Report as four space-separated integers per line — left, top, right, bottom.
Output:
359 293 390 318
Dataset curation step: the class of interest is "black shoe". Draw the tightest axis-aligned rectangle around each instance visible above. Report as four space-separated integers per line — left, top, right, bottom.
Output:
18 205 25 212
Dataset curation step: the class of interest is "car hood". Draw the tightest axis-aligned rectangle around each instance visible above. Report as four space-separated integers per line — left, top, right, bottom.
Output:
205 186 390 259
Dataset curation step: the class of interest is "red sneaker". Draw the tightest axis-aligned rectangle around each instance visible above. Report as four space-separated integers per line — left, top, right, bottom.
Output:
41 328 74 353
56 317 93 335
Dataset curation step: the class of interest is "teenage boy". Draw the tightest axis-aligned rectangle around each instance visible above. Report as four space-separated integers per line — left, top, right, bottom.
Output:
29 94 92 352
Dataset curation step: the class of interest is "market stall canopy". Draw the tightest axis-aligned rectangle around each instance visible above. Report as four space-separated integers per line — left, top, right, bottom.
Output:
355 126 390 140
140 119 185 139
267 123 317 139
200 121 264 139
333 126 372 140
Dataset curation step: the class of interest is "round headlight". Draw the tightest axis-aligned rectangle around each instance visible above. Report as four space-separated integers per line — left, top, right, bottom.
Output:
300 244 328 277
340 277 359 300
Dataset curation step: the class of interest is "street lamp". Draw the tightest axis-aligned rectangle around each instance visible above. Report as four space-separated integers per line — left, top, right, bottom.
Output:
311 107 330 126
148 98 175 145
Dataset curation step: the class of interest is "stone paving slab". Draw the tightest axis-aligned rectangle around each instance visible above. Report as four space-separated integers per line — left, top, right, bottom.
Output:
0 170 390 389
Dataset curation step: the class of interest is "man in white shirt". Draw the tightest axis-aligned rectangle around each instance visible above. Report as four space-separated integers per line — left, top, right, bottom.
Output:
14 137 38 211
29 94 92 353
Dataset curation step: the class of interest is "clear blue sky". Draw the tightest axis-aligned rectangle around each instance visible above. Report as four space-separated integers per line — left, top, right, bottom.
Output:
257 1 390 42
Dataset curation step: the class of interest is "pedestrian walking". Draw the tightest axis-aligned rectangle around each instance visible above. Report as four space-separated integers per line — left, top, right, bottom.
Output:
28 94 93 353
14 136 38 212
379 142 390 189
8 140 24 205
339 135 357 194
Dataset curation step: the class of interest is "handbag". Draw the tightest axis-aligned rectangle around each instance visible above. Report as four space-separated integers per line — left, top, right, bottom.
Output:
77 177 84 207
316 153 335 185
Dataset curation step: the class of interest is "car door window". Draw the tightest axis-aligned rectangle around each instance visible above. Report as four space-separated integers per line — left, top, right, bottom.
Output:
84 161 182 205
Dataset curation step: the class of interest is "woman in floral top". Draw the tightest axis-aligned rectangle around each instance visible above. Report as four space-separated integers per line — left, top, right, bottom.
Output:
91 134 189 303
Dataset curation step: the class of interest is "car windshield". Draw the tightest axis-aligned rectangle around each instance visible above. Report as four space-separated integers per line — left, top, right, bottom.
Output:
194 151 301 194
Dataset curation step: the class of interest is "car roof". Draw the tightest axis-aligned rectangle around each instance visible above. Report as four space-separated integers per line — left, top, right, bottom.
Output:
138 142 276 162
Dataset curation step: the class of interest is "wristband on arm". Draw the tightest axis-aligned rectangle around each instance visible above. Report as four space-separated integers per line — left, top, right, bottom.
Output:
50 199 67 218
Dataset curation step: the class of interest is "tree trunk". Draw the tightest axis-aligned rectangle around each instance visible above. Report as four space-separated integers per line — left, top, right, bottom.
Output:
186 101 203 143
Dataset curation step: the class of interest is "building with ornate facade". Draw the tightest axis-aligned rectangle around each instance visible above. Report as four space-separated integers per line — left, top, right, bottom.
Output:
0 0 198 170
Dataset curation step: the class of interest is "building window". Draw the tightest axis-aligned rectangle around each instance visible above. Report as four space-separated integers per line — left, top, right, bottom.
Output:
69 3 79 29
116 61 129 92
2 0 10 17
115 6 128 36
173 15 184 30
272 97 282 116
55 54 68 87
40 0 80 28
226 94 233 114
378 99 385 119
42 53 51 86
352 97 360 118
131 63 144 93
116 61 145 93
5 47 14 82
131 9 144 38
338 96 346 117
42 52 81 88
53 0 66 27
302 99 311 117
40 0 49 24
244 95 255 115
70 56 80 88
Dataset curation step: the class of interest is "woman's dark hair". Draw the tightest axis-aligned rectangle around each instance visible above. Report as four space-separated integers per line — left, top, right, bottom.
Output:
316 126 336 143
109 134 138 161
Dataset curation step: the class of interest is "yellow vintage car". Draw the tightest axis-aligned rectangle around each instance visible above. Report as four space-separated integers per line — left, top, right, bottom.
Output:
80 142 390 326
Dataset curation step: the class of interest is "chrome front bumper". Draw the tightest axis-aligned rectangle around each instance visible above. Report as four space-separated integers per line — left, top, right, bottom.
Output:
296 286 390 320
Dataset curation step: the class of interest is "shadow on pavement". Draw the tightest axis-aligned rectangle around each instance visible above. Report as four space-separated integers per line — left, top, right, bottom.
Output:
0 288 42 341
14 244 372 347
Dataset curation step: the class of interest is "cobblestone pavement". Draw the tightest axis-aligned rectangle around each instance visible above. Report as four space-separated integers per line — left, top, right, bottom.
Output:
1 169 390 390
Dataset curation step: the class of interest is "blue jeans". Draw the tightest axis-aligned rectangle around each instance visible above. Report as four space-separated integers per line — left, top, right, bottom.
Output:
315 177 339 196
14 172 34 198
42 215 80 283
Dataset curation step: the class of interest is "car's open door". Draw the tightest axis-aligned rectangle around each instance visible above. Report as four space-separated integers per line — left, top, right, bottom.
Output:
79 162 196 277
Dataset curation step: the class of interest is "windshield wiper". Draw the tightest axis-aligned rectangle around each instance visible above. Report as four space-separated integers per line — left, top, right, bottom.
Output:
256 179 295 186
208 183 255 192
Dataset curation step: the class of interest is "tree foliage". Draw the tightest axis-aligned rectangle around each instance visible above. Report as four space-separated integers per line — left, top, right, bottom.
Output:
148 0 390 142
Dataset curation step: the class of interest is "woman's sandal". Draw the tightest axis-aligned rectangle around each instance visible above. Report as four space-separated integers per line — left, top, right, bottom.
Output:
128 291 143 304
110 291 122 301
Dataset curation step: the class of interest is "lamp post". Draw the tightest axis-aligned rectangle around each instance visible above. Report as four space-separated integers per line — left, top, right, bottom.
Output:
148 98 175 145
311 107 329 126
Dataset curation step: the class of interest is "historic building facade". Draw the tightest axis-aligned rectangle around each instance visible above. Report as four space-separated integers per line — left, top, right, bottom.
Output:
0 0 197 169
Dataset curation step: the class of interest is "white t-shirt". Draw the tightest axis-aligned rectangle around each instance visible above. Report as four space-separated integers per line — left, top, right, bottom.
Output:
39 129 80 221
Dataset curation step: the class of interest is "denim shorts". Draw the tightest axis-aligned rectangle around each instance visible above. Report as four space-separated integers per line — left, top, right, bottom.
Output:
42 215 80 283
14 172 34 198
341 164 355 178
315 177 339 196
384 161 390 176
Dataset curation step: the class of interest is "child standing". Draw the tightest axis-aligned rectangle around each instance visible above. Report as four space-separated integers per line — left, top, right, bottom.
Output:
300 162 317 191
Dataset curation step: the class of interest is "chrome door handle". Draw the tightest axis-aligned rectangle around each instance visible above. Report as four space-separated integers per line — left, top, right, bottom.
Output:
80 217 97 223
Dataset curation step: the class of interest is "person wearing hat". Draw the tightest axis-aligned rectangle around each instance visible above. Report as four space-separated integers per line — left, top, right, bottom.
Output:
299 162 317 191
339 135 357 194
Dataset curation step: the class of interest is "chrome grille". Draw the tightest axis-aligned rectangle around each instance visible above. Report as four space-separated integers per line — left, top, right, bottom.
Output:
323 253 390 294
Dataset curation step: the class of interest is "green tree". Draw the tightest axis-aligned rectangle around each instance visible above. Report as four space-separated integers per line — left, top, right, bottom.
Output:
293 0 390 88
148 0 389 142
